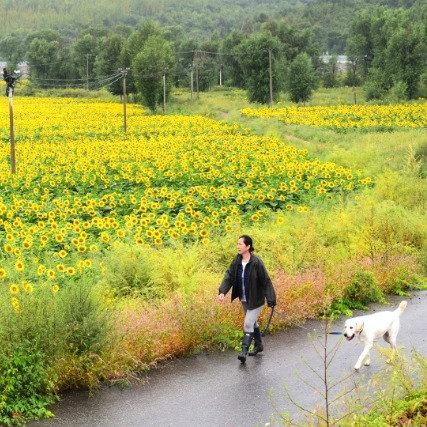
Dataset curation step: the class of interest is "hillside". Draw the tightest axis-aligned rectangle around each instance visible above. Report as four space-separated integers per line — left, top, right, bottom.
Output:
1 0 299 38
0 0 423 53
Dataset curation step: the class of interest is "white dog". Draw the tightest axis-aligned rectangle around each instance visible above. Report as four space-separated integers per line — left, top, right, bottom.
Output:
344 301 407 370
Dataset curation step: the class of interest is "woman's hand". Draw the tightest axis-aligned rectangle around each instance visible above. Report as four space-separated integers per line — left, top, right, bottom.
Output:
218 293 225 302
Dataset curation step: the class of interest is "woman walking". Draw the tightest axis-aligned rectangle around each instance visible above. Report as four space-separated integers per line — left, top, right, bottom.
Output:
218 235 276 363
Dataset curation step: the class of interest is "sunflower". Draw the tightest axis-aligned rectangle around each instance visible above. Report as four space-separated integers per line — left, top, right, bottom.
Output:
15 260 24 271
22 281 34 293
10 284 19 294
23 240 32 250
100 232 110 243
59 250 68 258
67 267 76 276
0 268 6 278
52 285 60 293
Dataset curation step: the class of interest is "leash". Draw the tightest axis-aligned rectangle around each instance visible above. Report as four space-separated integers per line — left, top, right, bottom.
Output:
261 307 275 337
262 307 343 337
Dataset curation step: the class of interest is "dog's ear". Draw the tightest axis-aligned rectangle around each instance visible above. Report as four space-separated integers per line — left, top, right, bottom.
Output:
355 322 364 333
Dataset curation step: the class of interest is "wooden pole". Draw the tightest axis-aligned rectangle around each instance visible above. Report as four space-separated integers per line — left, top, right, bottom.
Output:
9 90 16 174
269 48 273 108
163 69 167 113
123 71 127 132
86 54 89 91
190 65 194 99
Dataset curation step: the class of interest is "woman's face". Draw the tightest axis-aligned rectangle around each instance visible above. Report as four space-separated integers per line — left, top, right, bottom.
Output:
237 238 251 256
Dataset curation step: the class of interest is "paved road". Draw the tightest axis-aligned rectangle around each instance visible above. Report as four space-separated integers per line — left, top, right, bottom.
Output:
31 291 427 427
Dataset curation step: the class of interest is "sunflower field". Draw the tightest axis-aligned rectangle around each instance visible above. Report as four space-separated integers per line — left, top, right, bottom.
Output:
0 97 374 297
241 103 427 130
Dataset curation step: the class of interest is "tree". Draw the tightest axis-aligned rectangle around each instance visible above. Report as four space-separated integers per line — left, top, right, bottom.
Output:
0 35 26 69
237 32 285 105
72 34 103 86
220 29 246 88
26 38 60 86
347 6 427 100
132 35 176 112
287 52 318 104
197 33 222 91
95 33 126 96
322 55 339 88
381 10 426 99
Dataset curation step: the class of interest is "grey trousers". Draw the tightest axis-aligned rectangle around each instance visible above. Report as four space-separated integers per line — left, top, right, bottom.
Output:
241 301 263 333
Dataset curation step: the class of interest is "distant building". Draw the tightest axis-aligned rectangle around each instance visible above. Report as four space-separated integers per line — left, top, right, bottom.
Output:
320 54 348 73
0 61 29 77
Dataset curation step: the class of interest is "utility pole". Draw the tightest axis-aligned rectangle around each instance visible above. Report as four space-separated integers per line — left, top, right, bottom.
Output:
85 54 96 90
9 89 16 174
268 47 273 108
219 64 224 86
195 51 199 98
162 67 168 113
3 68 20 174
119 68 130 132
188 64 194 99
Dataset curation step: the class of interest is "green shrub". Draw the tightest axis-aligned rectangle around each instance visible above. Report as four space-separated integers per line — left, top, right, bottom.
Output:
0 347 58 425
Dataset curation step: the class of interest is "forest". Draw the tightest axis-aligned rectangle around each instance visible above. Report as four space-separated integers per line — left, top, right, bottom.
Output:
0 0 426 108
1 0 424 54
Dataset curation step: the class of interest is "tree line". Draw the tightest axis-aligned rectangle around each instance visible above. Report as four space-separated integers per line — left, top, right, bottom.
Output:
1 6 426 110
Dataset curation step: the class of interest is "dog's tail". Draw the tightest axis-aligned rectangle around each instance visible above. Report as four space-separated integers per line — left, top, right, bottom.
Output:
394 300 407 316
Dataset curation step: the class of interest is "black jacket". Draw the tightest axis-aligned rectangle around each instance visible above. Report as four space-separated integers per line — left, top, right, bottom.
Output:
219 254 276 310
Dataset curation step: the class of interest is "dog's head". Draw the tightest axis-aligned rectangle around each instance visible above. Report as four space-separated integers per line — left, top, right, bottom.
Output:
343 318 364 341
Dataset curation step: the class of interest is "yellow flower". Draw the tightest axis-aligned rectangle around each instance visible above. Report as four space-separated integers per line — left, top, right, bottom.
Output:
0 268 6 278
15 260 25 271
100 232 110 243
59 250 67 258
52 285 60 293
67 267 76 276
22 281 34 293
10 283 19 294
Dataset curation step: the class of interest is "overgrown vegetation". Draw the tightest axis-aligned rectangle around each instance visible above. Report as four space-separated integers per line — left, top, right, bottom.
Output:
0 86 426 423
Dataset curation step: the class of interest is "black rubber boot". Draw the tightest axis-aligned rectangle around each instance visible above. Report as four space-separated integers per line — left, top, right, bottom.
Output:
248 327 264 356
238 332 253 363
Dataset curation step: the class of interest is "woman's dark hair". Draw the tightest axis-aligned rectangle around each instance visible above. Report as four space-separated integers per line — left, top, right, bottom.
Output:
239 235 255 253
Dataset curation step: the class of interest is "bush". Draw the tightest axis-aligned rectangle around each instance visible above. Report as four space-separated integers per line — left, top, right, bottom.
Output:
0 347 58 425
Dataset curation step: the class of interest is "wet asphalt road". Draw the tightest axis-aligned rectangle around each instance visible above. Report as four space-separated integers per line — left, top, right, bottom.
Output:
30 291 427 427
